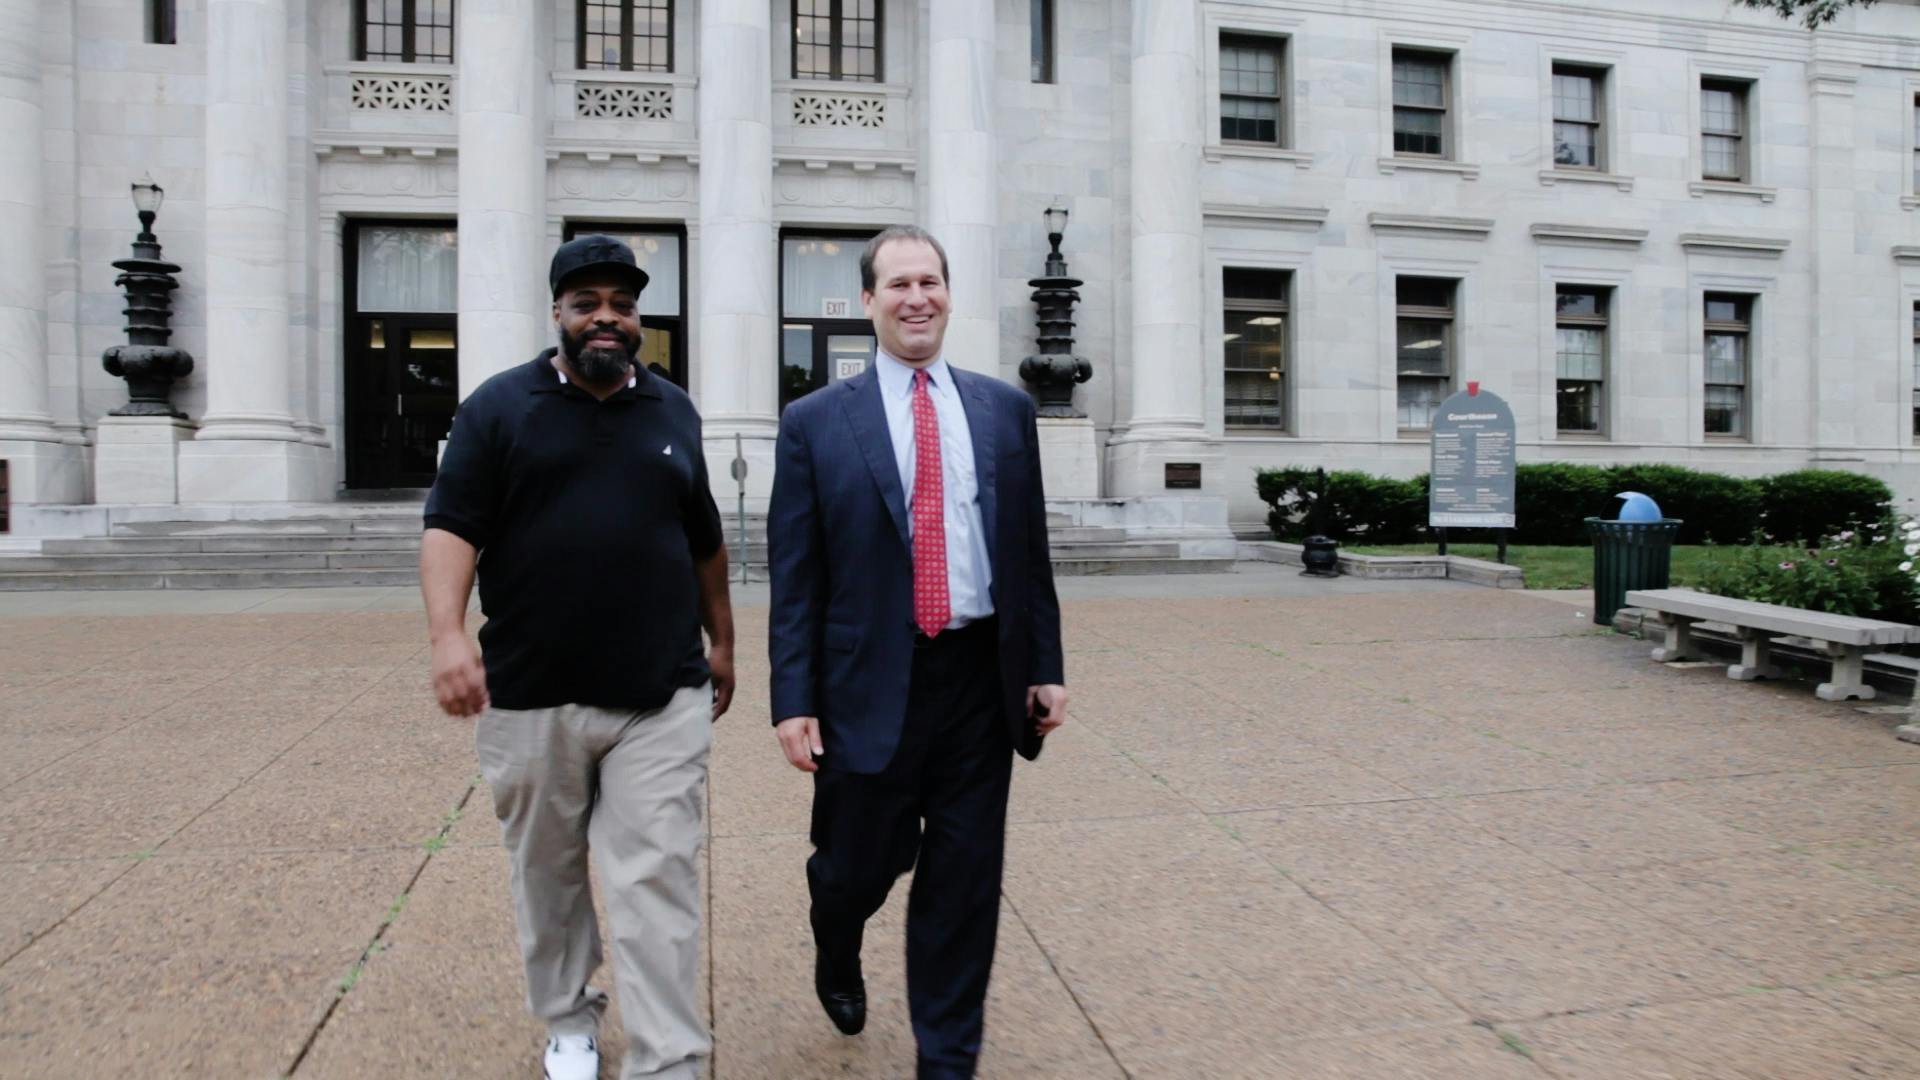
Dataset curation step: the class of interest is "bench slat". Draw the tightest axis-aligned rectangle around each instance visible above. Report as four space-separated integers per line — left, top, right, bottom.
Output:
1624 588 1920 647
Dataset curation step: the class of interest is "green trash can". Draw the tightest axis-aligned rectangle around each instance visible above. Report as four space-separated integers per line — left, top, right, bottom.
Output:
1586 517 1683 626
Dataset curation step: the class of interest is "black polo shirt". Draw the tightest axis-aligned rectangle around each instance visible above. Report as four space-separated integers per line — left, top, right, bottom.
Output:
424 349 724 711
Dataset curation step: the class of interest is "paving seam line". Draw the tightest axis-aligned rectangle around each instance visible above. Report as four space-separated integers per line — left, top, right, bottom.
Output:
282 778 480 1077
999 890 1134 1080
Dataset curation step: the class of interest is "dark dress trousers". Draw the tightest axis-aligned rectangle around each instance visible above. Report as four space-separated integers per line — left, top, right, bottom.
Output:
767 366 1063 1078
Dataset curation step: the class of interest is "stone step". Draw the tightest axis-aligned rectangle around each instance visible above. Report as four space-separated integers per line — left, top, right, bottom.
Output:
0 550 423 573
0 568 425 592
43 534 424 555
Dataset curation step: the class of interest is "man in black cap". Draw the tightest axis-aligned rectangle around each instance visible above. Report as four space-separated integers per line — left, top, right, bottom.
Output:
421 235 733 1080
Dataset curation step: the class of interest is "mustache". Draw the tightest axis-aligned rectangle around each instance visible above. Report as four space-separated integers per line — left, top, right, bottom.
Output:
576 325 635 349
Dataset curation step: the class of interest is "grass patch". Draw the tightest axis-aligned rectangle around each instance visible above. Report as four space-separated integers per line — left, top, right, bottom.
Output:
1344 543 1732 590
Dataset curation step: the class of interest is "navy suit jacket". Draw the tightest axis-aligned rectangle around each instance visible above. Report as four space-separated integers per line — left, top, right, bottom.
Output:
767 366 1065 775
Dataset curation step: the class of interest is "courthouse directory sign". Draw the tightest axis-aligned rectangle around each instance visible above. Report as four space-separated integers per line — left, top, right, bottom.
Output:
1429 386 1517 529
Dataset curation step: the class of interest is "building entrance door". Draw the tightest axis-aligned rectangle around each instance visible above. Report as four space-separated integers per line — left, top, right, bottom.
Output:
344 220 459 489
347 316 458 489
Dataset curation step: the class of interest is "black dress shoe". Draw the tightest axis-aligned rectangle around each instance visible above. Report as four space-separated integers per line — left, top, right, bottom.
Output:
814 948 866 1035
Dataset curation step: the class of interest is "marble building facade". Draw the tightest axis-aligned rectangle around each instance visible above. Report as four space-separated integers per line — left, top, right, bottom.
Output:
5 0 1920 530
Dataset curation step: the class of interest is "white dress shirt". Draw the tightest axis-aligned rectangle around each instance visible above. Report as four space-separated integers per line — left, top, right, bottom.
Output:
873 349 994 627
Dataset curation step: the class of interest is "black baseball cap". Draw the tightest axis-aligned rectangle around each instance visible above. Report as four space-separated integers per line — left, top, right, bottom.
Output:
549 234 650 299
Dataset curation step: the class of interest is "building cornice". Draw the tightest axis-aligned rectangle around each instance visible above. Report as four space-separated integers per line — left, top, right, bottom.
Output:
1368 213 1494 239
1529 223 1649 248
1202 203 1331 230
1679 233 1792 257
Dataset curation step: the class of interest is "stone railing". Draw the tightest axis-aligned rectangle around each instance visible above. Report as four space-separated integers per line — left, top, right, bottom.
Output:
347 69 453 113
574 80 676 121
789 89 887 129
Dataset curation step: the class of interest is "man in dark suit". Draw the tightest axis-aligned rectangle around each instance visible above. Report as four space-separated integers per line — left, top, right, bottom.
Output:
766 225 1068 1079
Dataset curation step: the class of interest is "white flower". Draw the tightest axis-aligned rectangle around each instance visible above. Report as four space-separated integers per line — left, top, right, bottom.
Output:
1902 562 1913 572
1906 544 1920 557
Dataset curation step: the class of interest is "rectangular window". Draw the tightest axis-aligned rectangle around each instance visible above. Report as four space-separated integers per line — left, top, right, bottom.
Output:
793 0 881 83
579 0 673 72
1223 269 1289 430
1555 286 1609 435
1030 0 1055 84
1220 34 1285 146
357 0 455 64
1704 293 1752 438
1911 303 1919 440
1912 94 1919 194
1396 277 1456 431
1392 49 1450 158
1701 78 1749 182
1551 64 1604 170
147 0 177 44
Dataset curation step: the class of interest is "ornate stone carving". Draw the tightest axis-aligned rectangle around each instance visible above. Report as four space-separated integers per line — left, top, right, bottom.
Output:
791 93 885 128
576 83 674 120
350 74 452 112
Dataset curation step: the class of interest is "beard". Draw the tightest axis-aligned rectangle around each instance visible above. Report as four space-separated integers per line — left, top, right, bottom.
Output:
559 324 639 385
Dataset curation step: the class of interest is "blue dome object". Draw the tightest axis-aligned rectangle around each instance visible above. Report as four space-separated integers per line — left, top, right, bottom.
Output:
1614 491 1662 522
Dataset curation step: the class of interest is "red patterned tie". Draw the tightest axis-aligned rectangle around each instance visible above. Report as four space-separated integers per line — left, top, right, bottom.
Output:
910 369 950 637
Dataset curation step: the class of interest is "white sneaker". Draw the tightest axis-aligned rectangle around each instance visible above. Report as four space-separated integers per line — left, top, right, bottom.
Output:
544 1033 598 1080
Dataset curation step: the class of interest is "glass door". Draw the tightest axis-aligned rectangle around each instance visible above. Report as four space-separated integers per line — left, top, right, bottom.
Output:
348 315 458 488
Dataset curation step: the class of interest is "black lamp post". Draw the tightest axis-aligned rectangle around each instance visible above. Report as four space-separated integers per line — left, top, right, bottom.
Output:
101 173 194 417
1017 204 1093 417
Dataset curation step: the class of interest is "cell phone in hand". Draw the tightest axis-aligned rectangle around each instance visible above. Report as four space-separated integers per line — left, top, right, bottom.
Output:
1018 701 1048 761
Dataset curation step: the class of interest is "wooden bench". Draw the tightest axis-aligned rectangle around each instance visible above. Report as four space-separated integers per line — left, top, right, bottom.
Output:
1625 588 1920 702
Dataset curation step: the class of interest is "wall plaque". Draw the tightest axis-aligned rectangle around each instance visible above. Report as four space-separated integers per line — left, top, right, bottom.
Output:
1165 462 1202 490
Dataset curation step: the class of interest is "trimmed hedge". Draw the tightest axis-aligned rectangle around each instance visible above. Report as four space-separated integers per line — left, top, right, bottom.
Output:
1759 469 1892 544
1256 463 1892 546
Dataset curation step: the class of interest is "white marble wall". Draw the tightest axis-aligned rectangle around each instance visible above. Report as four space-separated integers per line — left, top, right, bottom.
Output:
26 0 1920 519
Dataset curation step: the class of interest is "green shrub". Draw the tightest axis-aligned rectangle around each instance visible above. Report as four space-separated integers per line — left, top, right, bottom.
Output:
1512 463 1613 545
1604 464 1761 544
1693 517 1920 624
1255 467 1426 543
1759 469 1892 544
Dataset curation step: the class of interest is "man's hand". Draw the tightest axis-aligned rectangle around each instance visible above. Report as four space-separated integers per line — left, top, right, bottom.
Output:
776 715 824 772
430 634 489 717
708 645 736 720
1026 684 1069 735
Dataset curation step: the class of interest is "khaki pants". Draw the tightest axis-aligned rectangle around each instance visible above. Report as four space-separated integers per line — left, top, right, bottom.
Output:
476 684 713 1080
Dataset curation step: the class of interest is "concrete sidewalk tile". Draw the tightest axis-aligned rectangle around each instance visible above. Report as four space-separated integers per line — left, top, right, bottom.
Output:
0 859 129 959
0 952 341 1080
0 771 238 860
1656 766 1920 846
1809 973 1920 1049
165 758 474 853
1445 784 1779 874
1222 800 1564 894
1341 730 1597 798
1581 851 1920 988
1016 889 1463 1074
1254 1022 1550 1078
1490 725 1809 783
1510 991 1920 1079
1124 742 1412 814
1322 875 1762 1020
1003 815 1286 916
1005 736 1193 825
708 725 812 839
1803 838 1920 898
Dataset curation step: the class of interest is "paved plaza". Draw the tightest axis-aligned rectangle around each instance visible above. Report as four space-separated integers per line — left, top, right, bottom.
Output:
3 568 1920 1078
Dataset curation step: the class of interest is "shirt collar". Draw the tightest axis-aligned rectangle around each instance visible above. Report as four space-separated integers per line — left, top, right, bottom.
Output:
874 348 951 398
533 348 658 398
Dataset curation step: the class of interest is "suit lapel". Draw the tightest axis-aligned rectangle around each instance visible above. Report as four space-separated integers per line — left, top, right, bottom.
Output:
955 370 999 561
838 371 911 551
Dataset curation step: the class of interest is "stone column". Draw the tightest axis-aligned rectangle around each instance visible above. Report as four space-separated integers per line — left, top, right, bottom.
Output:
926 3 997 376
181 0 319 502
456 0 548 396
696 0 777 505
0 0 84 504
1807 63 1864 448
1108 0 1220 498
